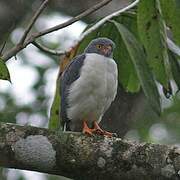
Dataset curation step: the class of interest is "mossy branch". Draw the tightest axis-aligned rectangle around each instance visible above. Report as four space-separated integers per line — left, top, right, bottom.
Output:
0 122 179 180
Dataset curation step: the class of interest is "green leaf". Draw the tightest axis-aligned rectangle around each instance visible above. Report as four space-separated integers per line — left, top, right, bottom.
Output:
49 78 61 130
137 0 170 88
77 12 140 92
160 0 180 46
0 58 11 82
113 12 141 92
112 21 161 115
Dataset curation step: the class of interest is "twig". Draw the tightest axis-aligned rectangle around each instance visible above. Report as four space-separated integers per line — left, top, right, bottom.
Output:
52 0 140 56
2 0 50 61
2 0 112 62
18 0 49 45
32 41 65 56
29 0 113 38
32 0 140 57
2 0 140 62
79 0 139 42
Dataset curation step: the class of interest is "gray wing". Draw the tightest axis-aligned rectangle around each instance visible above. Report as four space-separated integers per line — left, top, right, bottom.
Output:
60 54 86 131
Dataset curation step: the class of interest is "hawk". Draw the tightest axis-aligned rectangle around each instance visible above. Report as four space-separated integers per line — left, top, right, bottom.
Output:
60 38 118 137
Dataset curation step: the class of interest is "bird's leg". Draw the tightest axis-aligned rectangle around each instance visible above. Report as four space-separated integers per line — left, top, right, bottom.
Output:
82 120 94 136
93 121 113 137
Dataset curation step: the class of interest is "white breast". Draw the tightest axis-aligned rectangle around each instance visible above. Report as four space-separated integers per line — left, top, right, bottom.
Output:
67 53 118 130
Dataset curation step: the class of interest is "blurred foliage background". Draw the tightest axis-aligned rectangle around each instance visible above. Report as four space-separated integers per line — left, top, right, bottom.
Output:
0 0 179 180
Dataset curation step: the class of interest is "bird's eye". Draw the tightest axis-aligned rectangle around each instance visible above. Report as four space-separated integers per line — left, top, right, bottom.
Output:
96 44 102 49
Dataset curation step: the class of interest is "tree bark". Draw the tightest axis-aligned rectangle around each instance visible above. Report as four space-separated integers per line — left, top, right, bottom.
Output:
0 122 179 180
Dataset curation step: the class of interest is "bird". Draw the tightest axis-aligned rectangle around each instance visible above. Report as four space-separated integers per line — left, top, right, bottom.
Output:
60 37 118 137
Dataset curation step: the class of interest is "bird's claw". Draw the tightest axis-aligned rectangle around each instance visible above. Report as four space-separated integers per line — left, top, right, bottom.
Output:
93 129 115 138
83 128 93 136
82 121 116 138
82 121 95 136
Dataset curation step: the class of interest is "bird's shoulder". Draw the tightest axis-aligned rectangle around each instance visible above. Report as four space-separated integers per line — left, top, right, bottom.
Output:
61 53 86 85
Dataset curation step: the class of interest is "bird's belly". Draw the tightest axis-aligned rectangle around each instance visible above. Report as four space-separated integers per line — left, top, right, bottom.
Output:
67 53 117 130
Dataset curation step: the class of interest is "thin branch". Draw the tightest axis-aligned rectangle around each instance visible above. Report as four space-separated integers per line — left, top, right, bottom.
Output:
2 0 140 61
32 41 65 56
32 0 140 57
29 0 139 48
38 0 140 56
2 0 112 62
79 0 139 41
18 0 49 45
52 0 140 56
30 0 113 38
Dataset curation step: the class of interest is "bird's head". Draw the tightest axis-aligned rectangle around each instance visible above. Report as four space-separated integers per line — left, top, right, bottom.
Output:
84 37 115 57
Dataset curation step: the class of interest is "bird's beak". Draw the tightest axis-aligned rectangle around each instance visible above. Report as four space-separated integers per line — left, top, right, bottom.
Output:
102 45 112 56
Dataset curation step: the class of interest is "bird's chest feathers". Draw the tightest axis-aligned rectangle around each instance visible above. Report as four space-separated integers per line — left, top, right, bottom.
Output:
69 53 117 102
80 53 116 90
83 54 106 85
67 53 117 121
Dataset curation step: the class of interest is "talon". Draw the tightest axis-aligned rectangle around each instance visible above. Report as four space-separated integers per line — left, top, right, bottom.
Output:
82 121 94 136
93 121 113 137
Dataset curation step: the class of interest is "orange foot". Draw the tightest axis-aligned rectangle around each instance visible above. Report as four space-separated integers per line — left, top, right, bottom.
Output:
93 121 114 137
82 121 94 136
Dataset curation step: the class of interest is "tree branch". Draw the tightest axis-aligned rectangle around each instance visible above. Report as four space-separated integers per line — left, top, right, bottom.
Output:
1 0 140 60
79 0 139 42
29 0 140 57
32 41 65 56
0 122 179 180
30 0 112 38
2 0 112 62
26 0 139 57
18 0 49 45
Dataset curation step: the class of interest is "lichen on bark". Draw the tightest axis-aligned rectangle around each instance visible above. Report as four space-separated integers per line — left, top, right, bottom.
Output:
0 122 180 180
